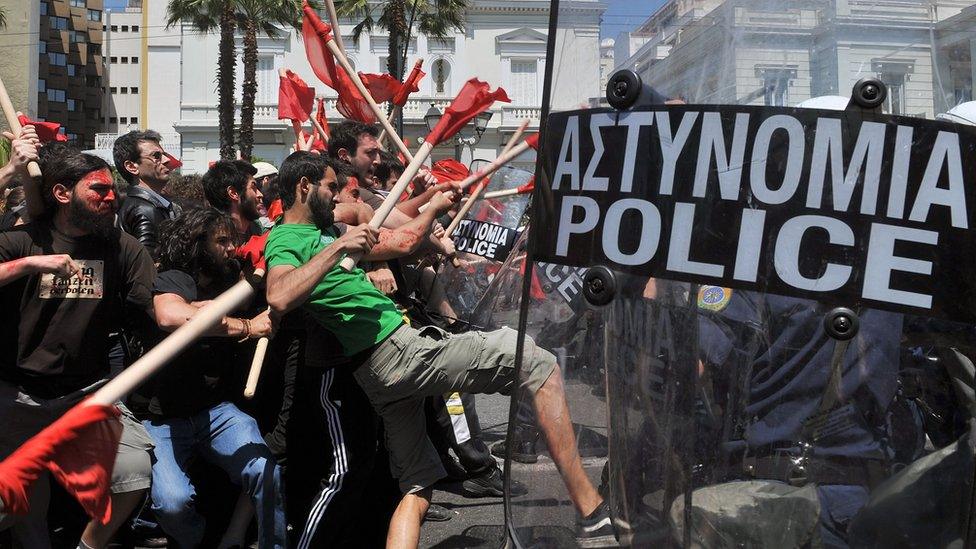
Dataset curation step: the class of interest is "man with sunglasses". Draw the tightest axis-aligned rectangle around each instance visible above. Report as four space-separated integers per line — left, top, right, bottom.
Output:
114 130 181 257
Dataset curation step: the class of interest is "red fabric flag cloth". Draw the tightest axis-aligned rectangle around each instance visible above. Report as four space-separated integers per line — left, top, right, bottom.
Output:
236 232 270 272
301 2 376 123
393 60 425 107
315 98 330 140
0 403 121 524
427 79 510 146
17 115 68 143
278 70 316 122
266 199 284 222
517 177 535 194
163 152 182 170
525 133 539 150
358 73 403 104
430 159 469 184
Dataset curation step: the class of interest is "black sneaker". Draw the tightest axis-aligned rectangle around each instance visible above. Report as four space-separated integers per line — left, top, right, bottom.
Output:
490 435 539 464
576 501 618 548
423 503 454 522
462 465 528 498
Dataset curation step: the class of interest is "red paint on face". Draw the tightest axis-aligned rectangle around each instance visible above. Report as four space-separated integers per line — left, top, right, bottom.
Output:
79 169 117 211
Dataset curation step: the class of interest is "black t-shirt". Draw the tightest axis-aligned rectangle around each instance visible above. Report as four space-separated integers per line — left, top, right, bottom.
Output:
143 269 250 417
0 221 156 397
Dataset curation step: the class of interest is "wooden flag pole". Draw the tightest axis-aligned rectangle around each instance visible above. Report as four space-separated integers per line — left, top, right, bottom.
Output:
441 120 529 267
310 115 329 146
243 310 270 399
87 275 261 407
376 105 401 149
323 0 346 53
323 39 414 162
445 119 529 238
0 75 44 220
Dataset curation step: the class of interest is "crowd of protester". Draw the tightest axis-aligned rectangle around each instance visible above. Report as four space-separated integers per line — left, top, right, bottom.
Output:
0 120 613 549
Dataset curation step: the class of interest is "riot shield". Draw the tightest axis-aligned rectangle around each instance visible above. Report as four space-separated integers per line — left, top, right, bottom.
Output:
432 164 533 325
505 1 976 547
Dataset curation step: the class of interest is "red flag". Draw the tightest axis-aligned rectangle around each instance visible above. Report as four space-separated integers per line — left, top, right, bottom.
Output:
315 98 330 140
278 70 315 122
0 403 121 524
266 198 284 222
17 115 68 143
236 232 270 272
517 177 535 194
163 152 182 170
393 60 425 106
427 79 510 146
358 73 404 104
430 159 469 184
301 3 377 123
525 133 539 150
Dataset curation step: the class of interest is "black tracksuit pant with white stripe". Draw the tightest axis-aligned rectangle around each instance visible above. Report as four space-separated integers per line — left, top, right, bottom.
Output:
287 358 398 548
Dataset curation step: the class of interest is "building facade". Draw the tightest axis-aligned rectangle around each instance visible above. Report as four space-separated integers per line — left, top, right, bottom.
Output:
38 0 105 146
107 0 604 174
102 2 144 134
612 0 976 119
0 0 41 135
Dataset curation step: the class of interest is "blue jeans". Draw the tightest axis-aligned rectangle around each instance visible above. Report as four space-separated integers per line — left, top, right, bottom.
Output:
143 401 285 548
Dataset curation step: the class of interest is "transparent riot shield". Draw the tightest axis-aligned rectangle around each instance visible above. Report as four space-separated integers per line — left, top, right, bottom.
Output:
431 165 533 325
505 1 976 547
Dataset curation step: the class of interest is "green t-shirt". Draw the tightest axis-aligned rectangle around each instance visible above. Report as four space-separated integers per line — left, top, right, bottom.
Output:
265 223 404 356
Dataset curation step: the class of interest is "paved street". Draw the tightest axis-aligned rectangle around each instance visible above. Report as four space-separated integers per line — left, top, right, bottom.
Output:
422 378 609 548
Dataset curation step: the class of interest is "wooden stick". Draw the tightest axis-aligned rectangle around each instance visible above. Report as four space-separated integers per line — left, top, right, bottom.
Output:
310 115 329 146
243 334 270 399
445 119 528 238
377 105 400 147
323 39 413 161
339 141 434 270
323 0 346 53
0 75 44 220
87 277 259 406
440 121 529 268
481 186 529 199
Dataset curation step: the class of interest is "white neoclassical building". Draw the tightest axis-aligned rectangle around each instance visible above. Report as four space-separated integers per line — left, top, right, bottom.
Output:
111 0 605 174
613 0 976 118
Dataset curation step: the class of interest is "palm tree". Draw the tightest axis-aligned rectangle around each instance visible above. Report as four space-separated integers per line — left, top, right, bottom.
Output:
0 6 8 29
337 0 467 129
236 0 303 161
166 0 238 159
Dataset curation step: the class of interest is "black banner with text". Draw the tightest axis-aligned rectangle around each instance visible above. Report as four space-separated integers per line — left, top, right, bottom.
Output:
531 105 976 323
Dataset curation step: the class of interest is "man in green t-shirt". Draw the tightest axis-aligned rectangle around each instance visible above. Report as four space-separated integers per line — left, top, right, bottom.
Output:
265 151 614 548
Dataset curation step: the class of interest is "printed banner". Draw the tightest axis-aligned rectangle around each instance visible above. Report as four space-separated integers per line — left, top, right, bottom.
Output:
38 259 104 299
452 219 518 261
531 105 976 323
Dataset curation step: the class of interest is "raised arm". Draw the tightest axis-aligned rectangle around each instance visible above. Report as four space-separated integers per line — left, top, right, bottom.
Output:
154 292 273 338
366 191 456 260
266 224 378 316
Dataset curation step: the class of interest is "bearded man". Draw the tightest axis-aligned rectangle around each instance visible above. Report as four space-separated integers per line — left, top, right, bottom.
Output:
0 144 157 549
202 160 265 245
142 207 284 548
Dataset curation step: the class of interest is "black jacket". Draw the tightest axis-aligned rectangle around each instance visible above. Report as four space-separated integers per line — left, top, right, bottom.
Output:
118 184 179 256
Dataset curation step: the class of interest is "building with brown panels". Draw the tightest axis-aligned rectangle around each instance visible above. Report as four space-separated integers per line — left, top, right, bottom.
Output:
37 0 105 147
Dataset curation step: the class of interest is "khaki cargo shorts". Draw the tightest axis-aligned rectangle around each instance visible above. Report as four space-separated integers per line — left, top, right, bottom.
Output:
352 324 555 494
0 379 154 495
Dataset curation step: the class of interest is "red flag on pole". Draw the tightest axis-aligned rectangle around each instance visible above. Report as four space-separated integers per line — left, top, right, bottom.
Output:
277 70 315 122
525 133 539 150
301 2 379 123
17 115 68 143
358 73 404 104
430 158 470 184
393 60 426 107
315 98 330 140
0 403 122 524
426 79 510 146
236 232 270 272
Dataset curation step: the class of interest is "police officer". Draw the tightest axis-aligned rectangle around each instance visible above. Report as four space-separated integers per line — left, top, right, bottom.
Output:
696 288 902 547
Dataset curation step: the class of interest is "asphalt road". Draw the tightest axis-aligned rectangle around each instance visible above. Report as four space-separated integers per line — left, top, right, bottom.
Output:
421 379 610 549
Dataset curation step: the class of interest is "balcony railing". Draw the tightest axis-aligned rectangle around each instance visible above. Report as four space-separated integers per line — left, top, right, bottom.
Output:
179 97 541 128
94 131 181 151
